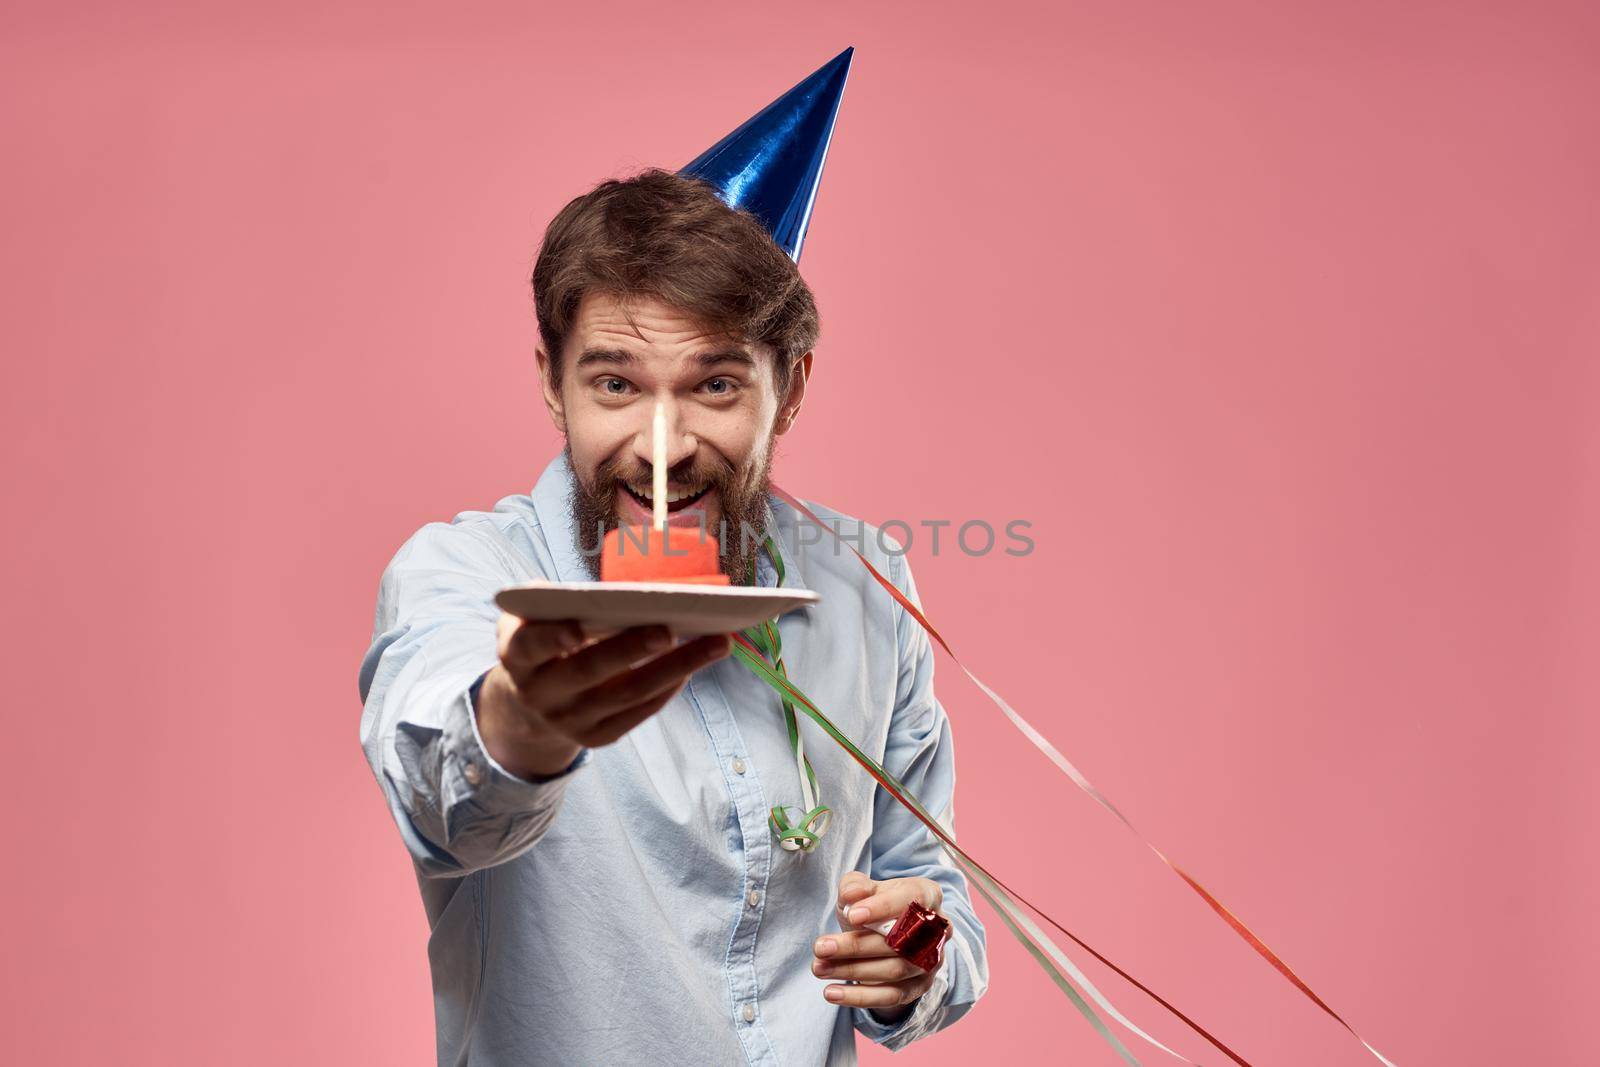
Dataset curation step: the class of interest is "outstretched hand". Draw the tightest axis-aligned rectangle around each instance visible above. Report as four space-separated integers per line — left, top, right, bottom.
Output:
479 614 730 778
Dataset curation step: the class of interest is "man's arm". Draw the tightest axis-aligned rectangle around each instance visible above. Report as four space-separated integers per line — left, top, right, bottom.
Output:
852 549 991 1051
357 521 591 879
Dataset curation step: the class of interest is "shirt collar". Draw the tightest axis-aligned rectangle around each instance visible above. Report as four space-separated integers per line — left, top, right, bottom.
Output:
527 450 812 594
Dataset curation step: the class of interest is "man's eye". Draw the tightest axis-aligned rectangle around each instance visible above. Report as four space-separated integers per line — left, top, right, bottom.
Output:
703 377 737 396
598 377 633 395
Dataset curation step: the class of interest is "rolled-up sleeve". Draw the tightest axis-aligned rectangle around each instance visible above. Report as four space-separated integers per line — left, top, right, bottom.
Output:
357 520 590 879
852 550 991 1051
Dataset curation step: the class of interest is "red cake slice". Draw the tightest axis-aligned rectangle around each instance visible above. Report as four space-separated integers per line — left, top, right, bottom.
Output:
600 522 730 585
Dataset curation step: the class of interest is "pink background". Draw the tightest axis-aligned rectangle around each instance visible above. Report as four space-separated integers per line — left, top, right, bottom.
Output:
3 2 1596 1064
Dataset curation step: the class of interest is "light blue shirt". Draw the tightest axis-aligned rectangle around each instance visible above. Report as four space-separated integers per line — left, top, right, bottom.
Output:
358 452 989 1065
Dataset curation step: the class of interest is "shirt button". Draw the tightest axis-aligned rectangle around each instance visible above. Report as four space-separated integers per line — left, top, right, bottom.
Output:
463 762 483 786
747 889 761 908
732 757 747 775
742 1002 756 1023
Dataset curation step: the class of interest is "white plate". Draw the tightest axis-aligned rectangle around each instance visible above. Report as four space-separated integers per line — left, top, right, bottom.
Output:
495 581 820 637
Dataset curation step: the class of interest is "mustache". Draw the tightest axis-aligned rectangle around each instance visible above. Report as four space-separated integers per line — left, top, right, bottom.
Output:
596 453 738 490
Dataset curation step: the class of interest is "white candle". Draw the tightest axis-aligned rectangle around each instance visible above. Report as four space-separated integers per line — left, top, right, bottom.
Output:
651 401 667 532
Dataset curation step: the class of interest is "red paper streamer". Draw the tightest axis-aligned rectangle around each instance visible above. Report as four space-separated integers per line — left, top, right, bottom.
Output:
768 484 1396 1067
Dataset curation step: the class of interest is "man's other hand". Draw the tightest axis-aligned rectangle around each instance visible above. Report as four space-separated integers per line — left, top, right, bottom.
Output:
812 871 945 1018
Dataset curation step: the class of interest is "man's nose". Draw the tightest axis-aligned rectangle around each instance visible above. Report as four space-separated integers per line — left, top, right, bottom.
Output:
631 404 697 472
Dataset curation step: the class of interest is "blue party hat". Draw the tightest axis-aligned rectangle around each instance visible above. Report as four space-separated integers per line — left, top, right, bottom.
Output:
680 47 853 262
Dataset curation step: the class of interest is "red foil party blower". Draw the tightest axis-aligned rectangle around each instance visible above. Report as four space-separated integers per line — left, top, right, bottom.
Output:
881 900 951 974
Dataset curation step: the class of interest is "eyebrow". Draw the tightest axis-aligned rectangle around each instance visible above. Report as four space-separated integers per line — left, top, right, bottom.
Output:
696 348 757 369
573 347 757 371
574 348 639 369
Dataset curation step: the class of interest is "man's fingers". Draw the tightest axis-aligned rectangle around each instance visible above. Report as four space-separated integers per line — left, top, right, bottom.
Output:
813 954 925 982
575 687 681 747
498 615 585 682
581 634 731 711
812 929 895 960
839 871 875 896
530 625 676 699
841 885 915 928
837 873 876 914
565 636 732 739
841 878 941 928
822 977 931 1010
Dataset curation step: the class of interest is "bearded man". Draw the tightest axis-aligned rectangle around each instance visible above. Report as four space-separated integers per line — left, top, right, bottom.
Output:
358 53 989 1067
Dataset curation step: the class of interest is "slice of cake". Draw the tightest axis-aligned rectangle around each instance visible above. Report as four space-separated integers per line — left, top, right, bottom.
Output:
600 523 731 585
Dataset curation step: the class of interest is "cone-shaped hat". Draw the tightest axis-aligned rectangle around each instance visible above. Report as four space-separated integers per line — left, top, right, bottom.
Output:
679 47 853 262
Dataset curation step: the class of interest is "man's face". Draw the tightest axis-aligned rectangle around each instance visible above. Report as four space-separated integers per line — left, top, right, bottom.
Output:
537 290 809 582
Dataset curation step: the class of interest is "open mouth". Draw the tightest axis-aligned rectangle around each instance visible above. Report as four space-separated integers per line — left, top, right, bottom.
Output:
621 482 712 514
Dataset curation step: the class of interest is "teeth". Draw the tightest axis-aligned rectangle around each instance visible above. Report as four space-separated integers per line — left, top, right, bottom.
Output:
627 484 705 504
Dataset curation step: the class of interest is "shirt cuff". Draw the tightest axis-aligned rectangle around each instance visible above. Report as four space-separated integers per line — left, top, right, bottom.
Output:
459 669 592 794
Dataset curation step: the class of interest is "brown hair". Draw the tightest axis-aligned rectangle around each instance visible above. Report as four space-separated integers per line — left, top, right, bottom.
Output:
532 168 818 394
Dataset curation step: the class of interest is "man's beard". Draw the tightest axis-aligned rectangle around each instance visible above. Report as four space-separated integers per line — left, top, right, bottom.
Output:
566 439 775 584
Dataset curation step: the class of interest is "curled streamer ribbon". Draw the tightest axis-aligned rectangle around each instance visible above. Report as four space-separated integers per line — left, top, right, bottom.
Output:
759 484 1398 1067
740 536 832 853
744 609 831 851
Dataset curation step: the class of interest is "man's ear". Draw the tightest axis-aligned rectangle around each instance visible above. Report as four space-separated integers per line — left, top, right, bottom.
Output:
774 351 812 436
535 343 567 434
